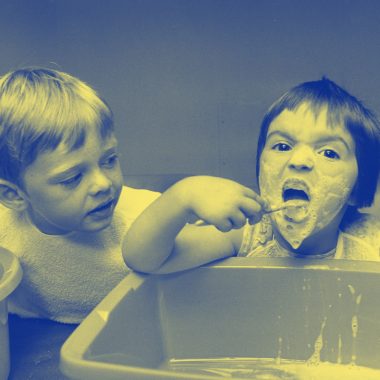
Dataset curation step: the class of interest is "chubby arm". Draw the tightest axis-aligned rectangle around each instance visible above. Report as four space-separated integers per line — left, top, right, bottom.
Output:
122 176 267 274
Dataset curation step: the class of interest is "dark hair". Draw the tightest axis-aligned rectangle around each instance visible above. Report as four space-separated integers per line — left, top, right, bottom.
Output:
256 77 380 208
0 67 114 186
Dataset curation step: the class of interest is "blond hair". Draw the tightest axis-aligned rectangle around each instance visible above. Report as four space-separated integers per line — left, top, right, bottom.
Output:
0 67 114 185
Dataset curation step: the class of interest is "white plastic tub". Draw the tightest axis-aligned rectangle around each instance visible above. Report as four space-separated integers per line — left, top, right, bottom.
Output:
60 257 380 379
0 248 22 380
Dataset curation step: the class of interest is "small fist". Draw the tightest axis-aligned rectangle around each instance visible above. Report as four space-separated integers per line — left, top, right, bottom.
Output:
174 176 267 232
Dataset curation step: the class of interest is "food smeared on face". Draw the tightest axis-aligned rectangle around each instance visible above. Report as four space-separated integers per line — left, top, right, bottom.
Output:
263 174 352 249
259 103 358 250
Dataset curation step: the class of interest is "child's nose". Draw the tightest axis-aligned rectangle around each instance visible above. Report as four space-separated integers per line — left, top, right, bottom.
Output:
89 170 112 195
288 145 314 171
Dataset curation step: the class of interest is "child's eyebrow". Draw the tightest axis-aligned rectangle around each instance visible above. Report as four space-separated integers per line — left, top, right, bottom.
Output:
48 165 83 183
266 130 295 142
49 146 119 182
267 130 352 151
313 136 352 151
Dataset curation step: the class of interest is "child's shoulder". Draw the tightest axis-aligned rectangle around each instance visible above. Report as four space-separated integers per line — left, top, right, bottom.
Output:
342 209 380 243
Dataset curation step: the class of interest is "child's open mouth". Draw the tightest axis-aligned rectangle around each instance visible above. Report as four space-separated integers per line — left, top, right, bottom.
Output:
282 180 310 223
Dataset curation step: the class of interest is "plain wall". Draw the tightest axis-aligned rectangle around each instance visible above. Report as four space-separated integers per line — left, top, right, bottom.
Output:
0 0 379 211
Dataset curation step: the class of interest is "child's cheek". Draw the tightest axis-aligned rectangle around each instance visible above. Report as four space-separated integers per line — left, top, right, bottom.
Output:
317 160 348 177
309 173 353 230
259 159 283 207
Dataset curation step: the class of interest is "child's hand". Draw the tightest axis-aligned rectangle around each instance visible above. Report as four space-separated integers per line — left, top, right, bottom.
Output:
169 176 268 232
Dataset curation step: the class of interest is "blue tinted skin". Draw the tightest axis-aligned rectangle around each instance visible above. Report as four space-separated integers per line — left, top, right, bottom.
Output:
20 127 123 235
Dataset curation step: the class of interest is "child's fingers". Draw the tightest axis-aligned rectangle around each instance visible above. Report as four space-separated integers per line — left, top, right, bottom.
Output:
241 187 268 209
215 219 233 233
239 197 265 218
196 211 247 231
247 214 263 225
227 212 248 229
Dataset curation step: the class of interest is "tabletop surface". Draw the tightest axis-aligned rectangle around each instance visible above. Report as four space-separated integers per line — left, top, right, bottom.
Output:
8 314 77 380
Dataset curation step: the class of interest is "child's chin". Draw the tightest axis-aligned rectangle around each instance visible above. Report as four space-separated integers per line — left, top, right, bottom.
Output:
84 218 113 233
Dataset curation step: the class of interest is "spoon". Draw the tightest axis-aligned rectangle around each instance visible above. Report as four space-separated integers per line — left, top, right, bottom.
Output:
264 201 306 214
194 202 306 227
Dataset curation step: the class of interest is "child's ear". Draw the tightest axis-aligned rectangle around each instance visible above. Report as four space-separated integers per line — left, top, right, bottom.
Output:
0 180 29 211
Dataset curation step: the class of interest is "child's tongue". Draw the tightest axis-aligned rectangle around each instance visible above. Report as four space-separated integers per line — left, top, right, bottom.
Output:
283 199 309 223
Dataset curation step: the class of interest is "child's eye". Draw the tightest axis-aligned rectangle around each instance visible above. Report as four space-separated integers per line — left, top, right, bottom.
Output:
60 173 82 187
321 149 340 160
272 142 291 151
102 154 119 168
